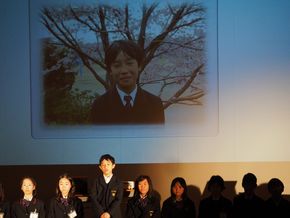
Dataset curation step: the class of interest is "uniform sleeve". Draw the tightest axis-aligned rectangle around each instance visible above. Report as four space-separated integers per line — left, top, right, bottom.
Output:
125 199 136 218
74 198 84 218
10 202 17 218
37 200 46 218
47 198 60 218
107 179 123 216
90 179 105 217
90 96 108 124
161 199 171 218
151 196 161 218
2 201 11 218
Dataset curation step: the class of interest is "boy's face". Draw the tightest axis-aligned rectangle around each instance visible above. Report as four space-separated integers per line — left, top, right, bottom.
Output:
99 159 115 177
110 51 140 94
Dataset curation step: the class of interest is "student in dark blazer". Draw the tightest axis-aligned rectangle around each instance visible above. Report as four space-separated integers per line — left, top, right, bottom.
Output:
11 177 45 218
264 178 290 218
90 154 123 218
198 175 232 218
47 174 83 218
90 40 165 125
232 173 265 218
126 175 161 218
161 177 196 218
0 182 10 218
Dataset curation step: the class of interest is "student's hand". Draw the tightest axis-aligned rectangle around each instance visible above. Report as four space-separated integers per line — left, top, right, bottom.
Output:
100 212 111 218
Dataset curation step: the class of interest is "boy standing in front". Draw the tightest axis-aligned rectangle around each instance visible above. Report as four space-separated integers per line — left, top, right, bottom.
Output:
91 154 123 218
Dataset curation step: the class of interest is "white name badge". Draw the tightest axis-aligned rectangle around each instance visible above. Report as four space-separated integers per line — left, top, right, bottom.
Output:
0 212 4 218
68 210 77 218
30 212 39 218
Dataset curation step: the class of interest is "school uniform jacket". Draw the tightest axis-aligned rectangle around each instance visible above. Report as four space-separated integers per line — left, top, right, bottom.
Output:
232 193 265 218
161 197 196 218
90 87 165 124
0 201 10 218
11 198 45 218
198 195 232 218
126 194 161 218
264 197 290 218
90 175 123 218
47 197 84 218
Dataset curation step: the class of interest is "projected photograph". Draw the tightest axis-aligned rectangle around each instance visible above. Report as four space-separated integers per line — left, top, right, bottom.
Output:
30 0 218 138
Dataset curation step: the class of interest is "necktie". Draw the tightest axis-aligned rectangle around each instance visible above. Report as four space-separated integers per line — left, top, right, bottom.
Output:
124 95 132 109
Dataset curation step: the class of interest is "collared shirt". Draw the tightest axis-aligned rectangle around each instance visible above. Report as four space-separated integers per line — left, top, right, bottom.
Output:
103 174 113 184
23 196 33 201
116 85 137 107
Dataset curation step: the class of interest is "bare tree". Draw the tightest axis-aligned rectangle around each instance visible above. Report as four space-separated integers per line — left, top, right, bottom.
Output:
41 1 206 109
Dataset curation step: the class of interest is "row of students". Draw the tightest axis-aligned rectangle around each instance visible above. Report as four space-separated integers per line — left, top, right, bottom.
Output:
94 155 290 218
125 173 290 218
90 154 290 218
0 154 159 218
198 173 290 218
1 154 290 218
0 174 83 218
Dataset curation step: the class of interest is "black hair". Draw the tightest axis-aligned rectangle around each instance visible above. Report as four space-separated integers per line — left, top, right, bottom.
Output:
105 40 145 70
20 176 37 197
267 178 284 194
56 173 75 200
242 173 257 188
170 177 188 199
134 175 153 198
207 175 225 191
99 154 115 165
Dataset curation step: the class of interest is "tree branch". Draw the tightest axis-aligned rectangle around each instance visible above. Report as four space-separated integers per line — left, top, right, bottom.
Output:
138 3 158 48
163 64 204 109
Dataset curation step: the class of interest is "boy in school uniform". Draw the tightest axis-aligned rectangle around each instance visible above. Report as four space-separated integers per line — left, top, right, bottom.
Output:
91 154 123 218
90 40 165 125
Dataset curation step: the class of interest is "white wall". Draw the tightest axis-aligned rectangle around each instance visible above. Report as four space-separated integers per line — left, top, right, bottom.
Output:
1 0 290 165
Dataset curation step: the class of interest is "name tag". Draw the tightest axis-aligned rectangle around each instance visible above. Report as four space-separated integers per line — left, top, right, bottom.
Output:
68 210 77 218
29 211 38 218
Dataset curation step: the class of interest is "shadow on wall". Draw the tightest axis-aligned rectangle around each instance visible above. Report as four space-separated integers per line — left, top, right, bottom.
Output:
187 185 202 207
199 181 237 201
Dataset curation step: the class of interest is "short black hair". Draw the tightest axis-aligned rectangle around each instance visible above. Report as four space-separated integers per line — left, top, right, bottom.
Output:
105 40 145 70
267 178 284 193
242 173 257 187
99 154 115 165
